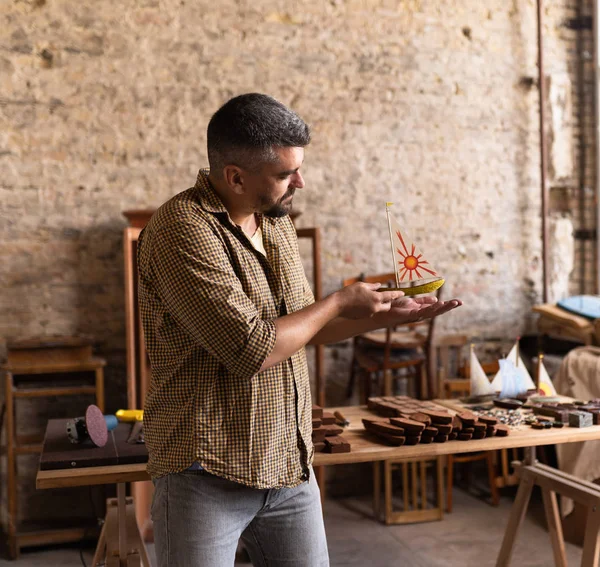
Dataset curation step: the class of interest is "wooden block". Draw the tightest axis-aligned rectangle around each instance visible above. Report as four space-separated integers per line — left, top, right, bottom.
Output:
478 415 498 426
435 423 453 435
493 398 523 410
473 423 486 433
323 425 344 437
472 430 486 439
367 431 406 446
448 431 458 441
322 412 336 425
534 407 570 422
422 426 439 437
404 435 421 445
313 442 326 452
312 418 322 429
421 409 453 425
363 420 405 437
434 434 449 443
495 424 510 436
389 417 426 434
324 436 351 453
312 405 323 419
486 425 497 437
312 427 326 443
457 411 477 427
451 415 463 431
420 436 433 444
531 422 545 430
457 432 473 441
409 412 432 426
461 427 475 434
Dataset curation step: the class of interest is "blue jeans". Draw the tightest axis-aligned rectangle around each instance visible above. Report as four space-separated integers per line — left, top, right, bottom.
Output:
151 468 330 567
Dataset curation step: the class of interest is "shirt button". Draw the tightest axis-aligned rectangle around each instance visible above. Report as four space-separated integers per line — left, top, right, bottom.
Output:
300 471 308 481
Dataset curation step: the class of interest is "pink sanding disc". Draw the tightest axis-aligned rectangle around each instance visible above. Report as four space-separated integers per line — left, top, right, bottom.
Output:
85 404 108 447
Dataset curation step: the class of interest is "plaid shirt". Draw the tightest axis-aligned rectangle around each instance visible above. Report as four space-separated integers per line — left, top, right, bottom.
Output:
137 170 315 488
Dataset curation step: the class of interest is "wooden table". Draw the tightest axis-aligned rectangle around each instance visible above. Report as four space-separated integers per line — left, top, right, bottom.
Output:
37 403 600 566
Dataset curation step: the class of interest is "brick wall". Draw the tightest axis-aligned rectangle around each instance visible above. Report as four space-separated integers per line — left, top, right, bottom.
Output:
0 0 596 517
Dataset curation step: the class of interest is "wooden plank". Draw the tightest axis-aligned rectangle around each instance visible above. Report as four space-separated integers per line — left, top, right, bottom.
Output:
496 469 535 566
37 463 149 489
402 462 409 512
411 461 418 510
13 386 97 398
420 461 426 510
123 227 142 410
3 359 106 374
541 488 567 567
581 505 600 567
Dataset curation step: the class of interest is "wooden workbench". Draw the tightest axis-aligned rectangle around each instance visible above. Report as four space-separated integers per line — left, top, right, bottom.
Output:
36 403 600 566
37 403 600 489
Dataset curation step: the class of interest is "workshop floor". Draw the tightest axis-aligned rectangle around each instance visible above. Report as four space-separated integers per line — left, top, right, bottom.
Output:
0 487 583 567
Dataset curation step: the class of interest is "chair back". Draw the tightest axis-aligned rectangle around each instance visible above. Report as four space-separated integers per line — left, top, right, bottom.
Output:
434 334 469 399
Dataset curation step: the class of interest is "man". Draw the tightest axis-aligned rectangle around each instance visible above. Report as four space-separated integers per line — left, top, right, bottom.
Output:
137 93 461 567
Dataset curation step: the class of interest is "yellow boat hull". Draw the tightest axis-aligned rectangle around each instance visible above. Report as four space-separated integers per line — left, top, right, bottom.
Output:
379 278 445 296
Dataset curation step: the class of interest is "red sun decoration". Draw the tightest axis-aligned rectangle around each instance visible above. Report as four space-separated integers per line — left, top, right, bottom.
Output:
396 230 438 282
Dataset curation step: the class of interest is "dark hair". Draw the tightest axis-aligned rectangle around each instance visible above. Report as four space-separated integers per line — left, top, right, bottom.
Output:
207 93 311 177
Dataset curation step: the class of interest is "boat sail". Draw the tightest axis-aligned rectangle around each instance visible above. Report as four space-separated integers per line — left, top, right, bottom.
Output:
385 203 445 295
536 354 558 396
470 344 496 396
490 340 537 396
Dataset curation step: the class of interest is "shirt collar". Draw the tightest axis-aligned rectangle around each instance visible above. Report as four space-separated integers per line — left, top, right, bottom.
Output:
194 169 228 214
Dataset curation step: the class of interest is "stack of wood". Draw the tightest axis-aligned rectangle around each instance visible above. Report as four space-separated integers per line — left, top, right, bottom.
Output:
531 400 600 427
364 396 509 446
312 405 351 453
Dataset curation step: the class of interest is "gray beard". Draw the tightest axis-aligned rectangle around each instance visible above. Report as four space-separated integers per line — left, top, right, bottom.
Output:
262 188 295 218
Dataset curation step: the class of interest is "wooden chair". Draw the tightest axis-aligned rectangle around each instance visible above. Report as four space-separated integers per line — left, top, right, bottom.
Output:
344 273 439 402
435 334 500 512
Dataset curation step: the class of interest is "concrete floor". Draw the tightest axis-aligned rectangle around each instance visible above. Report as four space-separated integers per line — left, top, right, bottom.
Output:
0 487 584 566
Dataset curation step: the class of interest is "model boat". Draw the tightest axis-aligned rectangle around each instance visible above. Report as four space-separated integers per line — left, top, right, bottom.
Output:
384 203 445 296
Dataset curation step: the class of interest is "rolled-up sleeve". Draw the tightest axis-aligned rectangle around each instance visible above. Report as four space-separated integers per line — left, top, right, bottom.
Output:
149 219 276 379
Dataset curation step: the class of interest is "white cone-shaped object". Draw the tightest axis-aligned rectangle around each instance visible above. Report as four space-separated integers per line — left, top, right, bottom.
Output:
537 357 558 396
470 345 495 396
491 342 536 393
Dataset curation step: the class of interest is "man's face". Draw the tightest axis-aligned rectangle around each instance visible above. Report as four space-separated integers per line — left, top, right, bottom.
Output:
246 146 305 218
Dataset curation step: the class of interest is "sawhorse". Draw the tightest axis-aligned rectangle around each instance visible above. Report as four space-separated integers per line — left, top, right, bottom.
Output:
92 483 151 567
497 459 600 566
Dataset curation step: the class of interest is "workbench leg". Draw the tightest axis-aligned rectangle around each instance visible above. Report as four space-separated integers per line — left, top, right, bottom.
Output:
117 483 128 563
541 487 567 567
496 469 534 567
373 461 381 521
581 504 600 567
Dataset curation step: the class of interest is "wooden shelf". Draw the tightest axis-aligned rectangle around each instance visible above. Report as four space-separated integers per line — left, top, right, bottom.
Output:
2 348 106 559
13 386 97 398
14 444 43 455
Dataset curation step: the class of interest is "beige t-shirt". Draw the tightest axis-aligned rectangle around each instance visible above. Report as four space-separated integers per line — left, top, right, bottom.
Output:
250 225 267 256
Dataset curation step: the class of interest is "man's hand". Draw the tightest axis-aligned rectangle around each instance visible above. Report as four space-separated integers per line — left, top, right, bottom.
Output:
334 282 405 320
373 296 462 327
